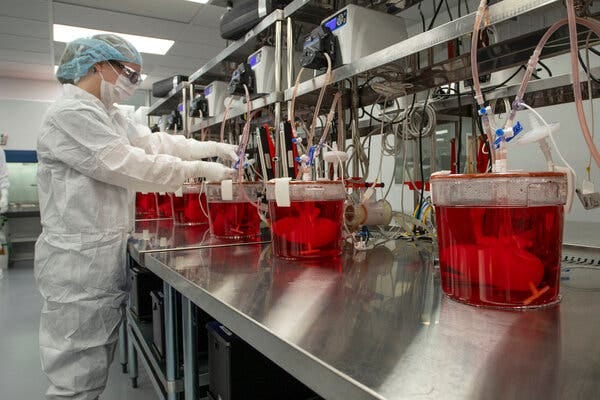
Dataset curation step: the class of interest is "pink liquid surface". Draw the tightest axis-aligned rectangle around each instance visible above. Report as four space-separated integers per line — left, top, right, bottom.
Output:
135 193 158 219
269 200 344 259
172 193 208 225
436 205 563 308
208 201 261 239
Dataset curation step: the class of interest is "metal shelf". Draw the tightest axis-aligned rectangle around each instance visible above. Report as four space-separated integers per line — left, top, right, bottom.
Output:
190 92 282 133
432 66 600 114
284 0 562 103
127 308 211 398
283 0 426 20
283 0 334 22
9 236 38 244
147 82 189 116
126 310 170 400
189 10 284 86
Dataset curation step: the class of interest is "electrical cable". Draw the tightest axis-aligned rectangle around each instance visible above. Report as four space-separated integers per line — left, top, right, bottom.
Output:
456 84 463 173
455 34 463 174
578 51 600 85
445 0 454 21
585 33 596 181
417 90 431 221
538 60 553 77
480 65 526 93
428 0 446 31
418 2 426 32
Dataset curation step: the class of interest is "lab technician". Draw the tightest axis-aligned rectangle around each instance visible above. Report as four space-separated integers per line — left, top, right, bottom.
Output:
34 34 236 400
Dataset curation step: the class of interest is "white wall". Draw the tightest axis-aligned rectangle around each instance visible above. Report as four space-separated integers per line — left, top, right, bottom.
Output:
509 101 600 223
0 77 62 150
0 77 62 102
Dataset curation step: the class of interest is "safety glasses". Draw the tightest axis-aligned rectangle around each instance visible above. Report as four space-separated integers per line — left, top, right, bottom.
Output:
109 60 143 85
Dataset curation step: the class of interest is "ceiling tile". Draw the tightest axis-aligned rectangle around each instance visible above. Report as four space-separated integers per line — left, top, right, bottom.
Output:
53 3 224 47
0 33 52 53
0 0 50 22
190 4 225 28
0 48 52 66
54 0 209 24
166 40 224 58
0 16 50 39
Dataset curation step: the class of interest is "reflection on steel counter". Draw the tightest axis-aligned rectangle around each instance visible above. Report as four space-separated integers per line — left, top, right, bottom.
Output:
145 239 600 400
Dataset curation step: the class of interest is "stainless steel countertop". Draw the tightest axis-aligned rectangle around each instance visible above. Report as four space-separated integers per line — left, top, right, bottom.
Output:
144 240 600 400
128 219 270 266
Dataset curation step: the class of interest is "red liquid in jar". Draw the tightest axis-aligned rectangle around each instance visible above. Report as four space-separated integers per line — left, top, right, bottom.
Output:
157 193 173 218
436 205 563 308
269 200 344 259
208 201 261 239
172 193 208 225
135 193 158 219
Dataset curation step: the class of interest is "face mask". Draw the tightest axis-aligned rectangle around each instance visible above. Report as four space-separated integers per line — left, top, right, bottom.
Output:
99 65 138 107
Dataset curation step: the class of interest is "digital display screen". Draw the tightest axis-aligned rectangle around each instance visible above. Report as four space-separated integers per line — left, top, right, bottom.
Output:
204 85 212 96
323 9 347 32
248 51 261 68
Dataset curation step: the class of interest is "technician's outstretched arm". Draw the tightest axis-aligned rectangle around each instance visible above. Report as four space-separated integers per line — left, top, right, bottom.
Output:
117 112 238 161
40 104 234 193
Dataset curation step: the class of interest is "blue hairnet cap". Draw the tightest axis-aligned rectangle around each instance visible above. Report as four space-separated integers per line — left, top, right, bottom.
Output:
56 34 143 84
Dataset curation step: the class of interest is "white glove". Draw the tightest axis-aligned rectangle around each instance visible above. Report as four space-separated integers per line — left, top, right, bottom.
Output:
0 189 8 214
183 161 236 182
189 140 238 162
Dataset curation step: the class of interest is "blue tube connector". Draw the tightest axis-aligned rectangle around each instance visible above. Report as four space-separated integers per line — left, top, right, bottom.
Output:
307 145 317 166
493 122 524 148
506 121 523 143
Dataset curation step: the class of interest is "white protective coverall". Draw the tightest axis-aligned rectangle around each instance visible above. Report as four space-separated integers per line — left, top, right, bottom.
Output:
34 84 233 399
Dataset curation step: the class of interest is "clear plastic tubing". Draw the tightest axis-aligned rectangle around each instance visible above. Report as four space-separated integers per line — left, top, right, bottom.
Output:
505 16 600 166
307 53 333 148
565 1 600 167
220 95 235 143
472 1 600 169
471 0 496 168
289 67 305 133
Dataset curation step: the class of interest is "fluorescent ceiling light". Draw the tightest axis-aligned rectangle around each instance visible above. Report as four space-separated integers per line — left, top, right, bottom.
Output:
185 0 210 3
53 24 174 55
54 65 148 81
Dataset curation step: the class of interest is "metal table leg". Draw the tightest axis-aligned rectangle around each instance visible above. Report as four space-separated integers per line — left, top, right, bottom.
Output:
127 323 139 388
119 307 128 374
182 298 198 400
164 282 181 400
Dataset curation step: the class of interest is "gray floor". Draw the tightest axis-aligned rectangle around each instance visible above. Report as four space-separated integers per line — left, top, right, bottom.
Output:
0 264 159 400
